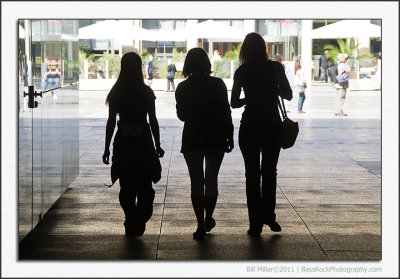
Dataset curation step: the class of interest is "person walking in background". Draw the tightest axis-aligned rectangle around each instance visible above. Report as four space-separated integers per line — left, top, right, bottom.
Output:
294 59 307 113
175 48 234 240
231 33 292 236
334 53 351 116
103 52 165 237
145 54 154 88
166 59 177 92
41 58 61 100
97 65 105 79
319 49 331 83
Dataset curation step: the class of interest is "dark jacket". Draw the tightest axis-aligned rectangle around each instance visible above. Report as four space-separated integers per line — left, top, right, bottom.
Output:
175 73 233 153
319 55 330 69
233 61 292 129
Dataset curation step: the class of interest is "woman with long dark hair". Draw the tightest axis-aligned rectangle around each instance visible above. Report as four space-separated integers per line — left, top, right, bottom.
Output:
231 33 293 236
175 48 234 240
103 52 165 236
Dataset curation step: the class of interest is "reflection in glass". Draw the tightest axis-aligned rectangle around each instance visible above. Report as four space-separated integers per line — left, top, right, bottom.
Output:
18 19 79 242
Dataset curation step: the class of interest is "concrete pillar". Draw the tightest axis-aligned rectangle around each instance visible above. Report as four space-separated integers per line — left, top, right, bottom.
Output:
244 20 256 34
358 36 370 54
134 20 141 52
301 20 313 88
186 20 198 51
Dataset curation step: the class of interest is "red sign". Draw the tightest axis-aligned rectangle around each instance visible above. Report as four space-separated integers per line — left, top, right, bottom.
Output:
280 20 295 24
47 20 61 24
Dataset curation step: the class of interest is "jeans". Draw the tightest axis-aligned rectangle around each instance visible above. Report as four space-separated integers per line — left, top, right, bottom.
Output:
42 77 60 96
298 92 306 111
335 88 347 114
167 78 175 91
183 149 225 197
239 124 281 228
320 67 330 82
118 168 155 226
297 85 306 111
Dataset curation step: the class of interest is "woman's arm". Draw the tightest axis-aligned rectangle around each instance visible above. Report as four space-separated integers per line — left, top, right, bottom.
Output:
277 62 293 101
175 83 186 121
219 81 234 152
231 81 245 108
148 98 165 158
103 106 117 164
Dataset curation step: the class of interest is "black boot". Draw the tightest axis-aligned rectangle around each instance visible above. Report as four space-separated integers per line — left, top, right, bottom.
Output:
205 195 217 232
191 195 206 240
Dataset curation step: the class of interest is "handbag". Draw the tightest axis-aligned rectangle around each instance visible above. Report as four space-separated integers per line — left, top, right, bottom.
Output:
277 95 299 149
273 61 299 149
336 72 349 88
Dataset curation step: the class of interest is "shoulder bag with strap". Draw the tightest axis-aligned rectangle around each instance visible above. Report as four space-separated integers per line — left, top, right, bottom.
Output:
274 62 299 149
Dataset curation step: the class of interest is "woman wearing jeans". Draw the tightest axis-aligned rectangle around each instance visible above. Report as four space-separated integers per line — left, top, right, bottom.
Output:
294 59 307 113
231 33 292 236
175 48 234 240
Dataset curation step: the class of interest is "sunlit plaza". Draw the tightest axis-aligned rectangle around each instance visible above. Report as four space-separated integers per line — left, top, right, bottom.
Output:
2 1 399 278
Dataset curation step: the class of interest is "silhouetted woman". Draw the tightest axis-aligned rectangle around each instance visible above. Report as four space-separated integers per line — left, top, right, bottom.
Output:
231 33 293 236
175 48 234 240
103 52 165 236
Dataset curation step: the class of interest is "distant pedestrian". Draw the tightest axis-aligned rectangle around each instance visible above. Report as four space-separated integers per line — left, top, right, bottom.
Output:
166 59 177 92
212 49 221 61
334 53 351 116
294 59 307 113
103 52 165 237
231 32 293 236
97 66 105 79
175 48 234 240
145 55 154 88
319 49 331 83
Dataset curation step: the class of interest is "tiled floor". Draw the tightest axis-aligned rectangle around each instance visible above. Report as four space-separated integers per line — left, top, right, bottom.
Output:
19 83 382 260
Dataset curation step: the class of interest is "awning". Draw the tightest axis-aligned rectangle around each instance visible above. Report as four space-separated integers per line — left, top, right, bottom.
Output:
311 20 381 39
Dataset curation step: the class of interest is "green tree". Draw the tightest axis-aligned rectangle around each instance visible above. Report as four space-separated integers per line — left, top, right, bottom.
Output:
93 52 121 79
79 50 94 76
324 37 372 64
172 48 184 62
223 44 241 61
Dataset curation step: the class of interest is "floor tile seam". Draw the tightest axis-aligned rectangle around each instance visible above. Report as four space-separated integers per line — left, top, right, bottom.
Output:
325 252 382 253
156 134 175 260
322 137 382 179
277 184 329 260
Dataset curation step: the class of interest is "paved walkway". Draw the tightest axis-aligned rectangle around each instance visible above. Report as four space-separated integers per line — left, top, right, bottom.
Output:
19 83 381 260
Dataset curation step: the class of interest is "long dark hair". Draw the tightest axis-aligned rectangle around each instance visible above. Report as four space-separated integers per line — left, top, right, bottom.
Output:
105 52 145 109
239 32 269 65
182 48 212 78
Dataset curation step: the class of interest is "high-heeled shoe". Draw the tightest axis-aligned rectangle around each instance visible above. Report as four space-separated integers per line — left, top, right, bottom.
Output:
265 221 282 232
193 226 206 240
205 217 216 232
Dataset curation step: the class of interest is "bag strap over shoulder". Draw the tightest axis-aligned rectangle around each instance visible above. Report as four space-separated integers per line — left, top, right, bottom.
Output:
277 96 287 119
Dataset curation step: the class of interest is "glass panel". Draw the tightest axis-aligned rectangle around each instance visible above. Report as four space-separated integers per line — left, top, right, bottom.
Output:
18 20 33 241
18 19 80 243
61 19 79 189
30 20 44 227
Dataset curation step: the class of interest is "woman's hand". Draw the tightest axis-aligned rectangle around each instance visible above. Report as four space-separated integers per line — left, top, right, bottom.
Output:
156 146 165 158
226 138 234 153
102 150 110 165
